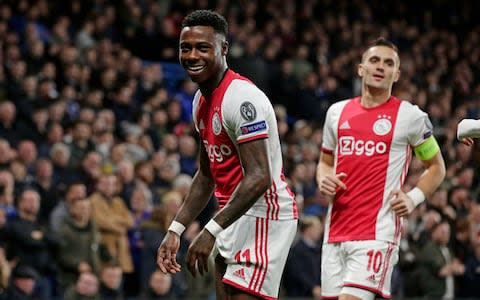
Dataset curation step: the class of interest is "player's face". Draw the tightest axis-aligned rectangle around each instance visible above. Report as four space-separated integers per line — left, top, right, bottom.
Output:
179 26 227 84
358 46 400 90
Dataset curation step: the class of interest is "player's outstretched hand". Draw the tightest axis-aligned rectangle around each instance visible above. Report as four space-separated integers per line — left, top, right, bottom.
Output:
186 229 215 277
318 172 347 196
157 231 182 274
388 189 415 217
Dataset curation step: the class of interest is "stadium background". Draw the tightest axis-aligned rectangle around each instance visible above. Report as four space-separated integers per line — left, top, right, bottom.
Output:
0 0 479 299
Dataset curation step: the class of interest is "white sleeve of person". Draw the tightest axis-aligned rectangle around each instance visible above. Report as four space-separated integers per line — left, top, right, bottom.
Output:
457 119 480 140
407 187 425 207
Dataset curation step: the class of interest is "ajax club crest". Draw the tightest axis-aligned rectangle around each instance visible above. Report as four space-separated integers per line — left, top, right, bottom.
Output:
373 115 392 136
212 112 222 135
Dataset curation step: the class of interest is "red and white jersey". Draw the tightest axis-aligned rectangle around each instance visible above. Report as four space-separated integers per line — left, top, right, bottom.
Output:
321 96 434 244
192 69 297 220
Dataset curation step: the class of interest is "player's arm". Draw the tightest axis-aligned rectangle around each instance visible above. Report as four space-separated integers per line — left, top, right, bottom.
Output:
316 151 347 196
210 138 271 229
175 143 215 228
390 136 446 216
157 143 214 274
185 138 271 277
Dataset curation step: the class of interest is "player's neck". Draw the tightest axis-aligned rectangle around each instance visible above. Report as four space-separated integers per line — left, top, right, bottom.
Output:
360 87 392 108
199 66 229 98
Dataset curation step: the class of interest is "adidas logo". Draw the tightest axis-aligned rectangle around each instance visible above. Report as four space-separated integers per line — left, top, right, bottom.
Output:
340 121 351 129
199 119 205 129
366 274 376 283
233 268 246 280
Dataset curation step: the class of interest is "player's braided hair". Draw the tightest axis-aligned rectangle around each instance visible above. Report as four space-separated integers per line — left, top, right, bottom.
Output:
182 10 228 38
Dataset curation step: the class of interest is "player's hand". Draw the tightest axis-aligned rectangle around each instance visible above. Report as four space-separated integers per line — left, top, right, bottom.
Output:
318 172 347 196
460 137 474 146
157 231 182 274
186 229 215 277
457 119 480 143
388 189 415 217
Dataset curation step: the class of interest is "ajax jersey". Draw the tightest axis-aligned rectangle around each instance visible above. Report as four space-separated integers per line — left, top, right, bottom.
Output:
321 96 434 244
192 70 297 220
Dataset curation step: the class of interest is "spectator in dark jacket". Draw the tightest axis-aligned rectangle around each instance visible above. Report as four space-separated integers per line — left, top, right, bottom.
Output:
57 197 101 292
4 264 45 300
284 216 323 299
6 189 57 299
138 269 176 300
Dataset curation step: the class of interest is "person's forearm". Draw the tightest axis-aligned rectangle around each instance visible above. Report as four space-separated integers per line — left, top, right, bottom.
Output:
415 161 446 198
212 171 270 229
316 160 334 184
175 170 215 226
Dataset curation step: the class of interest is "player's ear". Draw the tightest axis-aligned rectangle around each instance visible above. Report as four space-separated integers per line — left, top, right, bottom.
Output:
393 69 400 82
222 40 229 56
357 63 364 77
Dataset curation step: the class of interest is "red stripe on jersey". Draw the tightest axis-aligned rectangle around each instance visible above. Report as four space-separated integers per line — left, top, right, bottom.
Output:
257 219 269 291
249 218 260 290
223 278 277 300
321 146 333 154
238 134 269 144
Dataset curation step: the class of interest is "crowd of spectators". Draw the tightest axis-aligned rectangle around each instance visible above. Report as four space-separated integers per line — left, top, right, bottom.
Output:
0 0 479 299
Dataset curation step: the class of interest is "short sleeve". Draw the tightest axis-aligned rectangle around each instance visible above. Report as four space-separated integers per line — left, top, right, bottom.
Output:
321 104 337 154
222 80 270 144
408 105 434 147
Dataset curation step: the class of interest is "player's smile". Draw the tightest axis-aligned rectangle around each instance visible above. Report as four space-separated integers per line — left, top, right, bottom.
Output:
185 64 206 76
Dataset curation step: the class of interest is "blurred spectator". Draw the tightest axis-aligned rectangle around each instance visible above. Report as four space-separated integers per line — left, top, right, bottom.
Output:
461 242 480 298
74 151 102 194
68 121 95 169
139 207 168 288
63 272 100 300
5 189 57 299
32 158 58 224
0 241 10 297
138 270 176 300
117 160 136 207
284 216 323 299
0 170 17 221
4 264 45 300
417 220 465 299
98 262 124 300
49 142 72 188
49 182 86 234
125 184 153 297
177 135 197 177
17 140 38 173
0 139 14 169
0 101 20 147
57 197 101 292
89 174 134 274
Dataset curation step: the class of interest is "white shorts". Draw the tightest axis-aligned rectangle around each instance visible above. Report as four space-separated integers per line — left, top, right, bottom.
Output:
321 240 399 299
212 215 297 300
